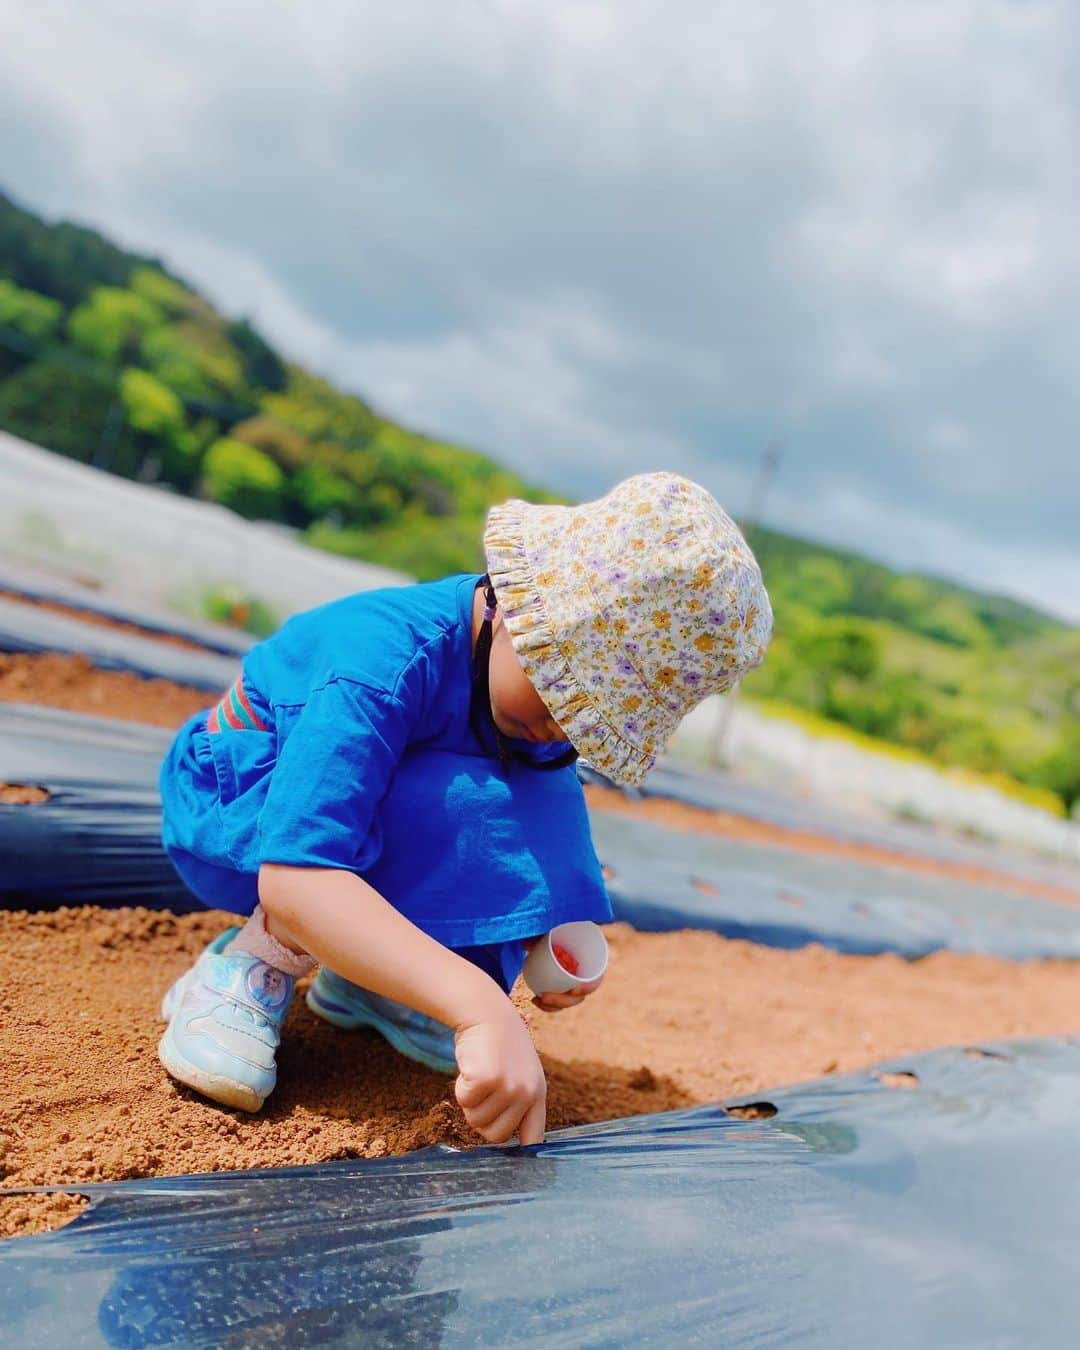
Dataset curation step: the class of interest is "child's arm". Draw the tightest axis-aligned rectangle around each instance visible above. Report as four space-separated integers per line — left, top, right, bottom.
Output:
258 863 547 1145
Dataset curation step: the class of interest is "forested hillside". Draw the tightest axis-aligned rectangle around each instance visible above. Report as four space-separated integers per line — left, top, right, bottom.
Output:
1 187 1076 812
0 188 553 581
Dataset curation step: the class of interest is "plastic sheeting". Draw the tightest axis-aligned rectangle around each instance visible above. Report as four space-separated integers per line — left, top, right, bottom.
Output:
584 759 1080 895
0 595 239 692
0 704 196 909
3 1036 1079 1347
5 704 1080 960
593 808 1080 959
0 559 254 657
0 430 408 621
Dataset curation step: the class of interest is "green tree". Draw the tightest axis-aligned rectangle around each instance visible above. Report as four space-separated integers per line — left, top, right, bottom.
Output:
309 510 485 580
793 617 881 681
200 437 286 519
1028 726 1080 814
120 367 186 441
0 186 166 307
0 359 122 464
227 318 287 392
68 286 165 364
130 266 193 317
0 278 62 340
910 596 991 648
785 555 853 615
227 414 312 469
291 463 358 522
141 317 245 401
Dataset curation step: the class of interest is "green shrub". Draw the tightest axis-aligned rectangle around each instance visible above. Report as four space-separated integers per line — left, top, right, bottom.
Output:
142 318 245 400
203 585 280 637
0 359 121 464
120 367 186 441
0 278 62 341
291 463 358 521
227 318 287 392
68 286 166 364
227 414 312 470
308 511 485 580
200 437 286 519
130 267 193 316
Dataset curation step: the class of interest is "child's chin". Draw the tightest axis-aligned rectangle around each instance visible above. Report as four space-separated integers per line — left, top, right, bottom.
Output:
492 714 528 742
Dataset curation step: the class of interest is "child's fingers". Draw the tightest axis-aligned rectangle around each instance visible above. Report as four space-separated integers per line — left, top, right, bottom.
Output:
461 1089 510 1131
532 986 597 1011
477 1102 529 1144
517 1095 547 1147
454 1073 491 1111
532 993 578 1012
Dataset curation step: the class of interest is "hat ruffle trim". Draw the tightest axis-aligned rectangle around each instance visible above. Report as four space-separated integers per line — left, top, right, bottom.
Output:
483 500 655 787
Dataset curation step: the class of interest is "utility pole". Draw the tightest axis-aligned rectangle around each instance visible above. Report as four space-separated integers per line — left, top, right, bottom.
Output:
712 437 783 765
740 437 783 552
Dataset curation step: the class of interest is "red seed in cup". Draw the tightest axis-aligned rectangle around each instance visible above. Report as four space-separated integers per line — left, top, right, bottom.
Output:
552 943 580 976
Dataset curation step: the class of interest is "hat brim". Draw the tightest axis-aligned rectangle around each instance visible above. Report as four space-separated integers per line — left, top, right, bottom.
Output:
484 499 657 787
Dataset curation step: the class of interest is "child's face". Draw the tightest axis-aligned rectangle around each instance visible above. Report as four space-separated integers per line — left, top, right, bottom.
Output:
488 619 569 745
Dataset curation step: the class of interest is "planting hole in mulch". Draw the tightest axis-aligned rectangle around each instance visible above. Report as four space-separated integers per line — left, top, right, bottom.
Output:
878 1071 920 1090
0 783 49 804
725 1101 779 1120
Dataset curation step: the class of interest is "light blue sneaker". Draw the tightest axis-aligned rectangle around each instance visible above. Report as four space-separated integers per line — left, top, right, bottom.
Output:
158 928 297 1112
306 968 458 1076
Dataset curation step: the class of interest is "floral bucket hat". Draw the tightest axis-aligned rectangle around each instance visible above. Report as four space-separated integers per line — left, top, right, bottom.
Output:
483 472 773 786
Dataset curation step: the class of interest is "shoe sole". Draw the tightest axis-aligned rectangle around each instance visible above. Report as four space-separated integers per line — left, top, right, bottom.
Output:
157 1022 267 1113
305 986 457 1076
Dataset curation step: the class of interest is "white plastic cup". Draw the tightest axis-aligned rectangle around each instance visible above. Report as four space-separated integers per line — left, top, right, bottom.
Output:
522 921 609 996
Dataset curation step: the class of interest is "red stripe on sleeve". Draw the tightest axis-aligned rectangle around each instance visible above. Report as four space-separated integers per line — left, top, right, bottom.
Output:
234 678 269 732
207 706 221 733
221 697 245 730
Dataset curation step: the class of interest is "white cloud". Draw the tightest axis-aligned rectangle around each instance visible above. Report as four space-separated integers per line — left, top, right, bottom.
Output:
1 0 1078 620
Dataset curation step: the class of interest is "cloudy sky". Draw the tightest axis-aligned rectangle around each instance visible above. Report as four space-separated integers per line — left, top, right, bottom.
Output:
2 1 1078 619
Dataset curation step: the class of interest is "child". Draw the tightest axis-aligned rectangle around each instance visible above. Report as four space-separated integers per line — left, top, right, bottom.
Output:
157 472 772 1145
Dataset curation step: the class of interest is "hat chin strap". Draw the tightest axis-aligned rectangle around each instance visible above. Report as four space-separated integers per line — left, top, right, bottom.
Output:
470 576 578 773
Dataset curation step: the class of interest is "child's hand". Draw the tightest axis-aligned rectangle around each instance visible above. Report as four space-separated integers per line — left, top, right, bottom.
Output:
454 1004 547 1146
531 976 604 1014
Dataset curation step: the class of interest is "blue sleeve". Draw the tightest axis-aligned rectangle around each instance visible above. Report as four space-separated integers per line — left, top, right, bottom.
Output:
257 678 413 872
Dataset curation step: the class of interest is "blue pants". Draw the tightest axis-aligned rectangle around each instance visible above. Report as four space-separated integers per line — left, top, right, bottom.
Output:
167 844 527 994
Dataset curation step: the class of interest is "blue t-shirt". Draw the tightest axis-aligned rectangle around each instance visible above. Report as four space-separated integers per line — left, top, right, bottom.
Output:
167 573 611 946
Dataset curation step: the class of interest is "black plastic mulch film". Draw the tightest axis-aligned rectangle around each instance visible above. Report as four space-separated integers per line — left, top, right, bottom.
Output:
0 563 245 691
0 560 253 657
4 1039 1080 1346
4 703 1080 959
4 583 1080 1347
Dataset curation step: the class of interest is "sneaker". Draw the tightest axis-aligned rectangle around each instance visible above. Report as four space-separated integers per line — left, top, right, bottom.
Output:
306 968 458 1076
158 928 296 1112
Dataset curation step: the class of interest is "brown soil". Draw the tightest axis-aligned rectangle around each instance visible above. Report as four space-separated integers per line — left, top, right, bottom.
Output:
3 907 1079 1238
3 652 1078 1239
0 651 212 727
585 784 1080 909
0 588 214 653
